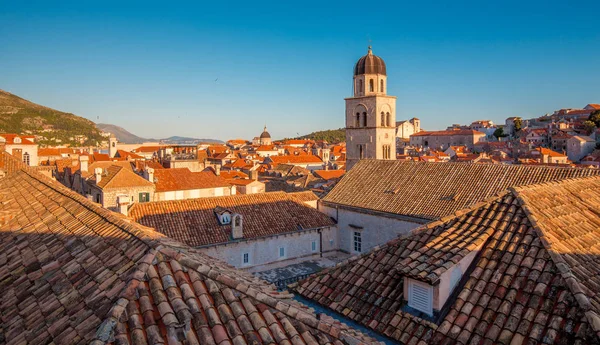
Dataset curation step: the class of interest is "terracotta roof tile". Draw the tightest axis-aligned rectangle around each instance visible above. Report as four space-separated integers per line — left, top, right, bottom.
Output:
324 160 600 221
94 165 154 189
0 161 380 345
268 155 323 165
129 192 334 246
313 170 345 180
153 168 231 192
295 176 600 344
411 129 485 137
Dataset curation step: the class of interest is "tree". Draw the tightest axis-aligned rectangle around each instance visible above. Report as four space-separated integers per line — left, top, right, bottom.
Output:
514 118 523 132
589 110 600 128
584 120 597 135
493 127 505 139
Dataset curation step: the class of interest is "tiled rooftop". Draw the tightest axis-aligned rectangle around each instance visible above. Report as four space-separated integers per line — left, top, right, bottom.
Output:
323 160 600 220
129 191 334 247
295 176 600 345
94 164 155 189
153 168 231 192
0 153 379 345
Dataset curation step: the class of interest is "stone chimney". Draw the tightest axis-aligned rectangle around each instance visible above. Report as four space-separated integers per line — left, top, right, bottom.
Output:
94 167 103 183
215 164 221 176
144 167 155 182
117 195 130 216
232 214 243 239
79 155 89 173
12 148 22 161
0 137 6 152
249 170 258 181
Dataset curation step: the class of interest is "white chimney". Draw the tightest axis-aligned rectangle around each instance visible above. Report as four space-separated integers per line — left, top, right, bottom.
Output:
80 155 89 173
117 195 130 216
144 167 155 182
215 164 221 176
232 214 243 239
94 167 103 183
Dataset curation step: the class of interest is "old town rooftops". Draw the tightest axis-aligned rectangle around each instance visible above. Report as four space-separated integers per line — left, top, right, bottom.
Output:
323 160 600 221
294 176 600 345
129 191 334 247
0 153 379 345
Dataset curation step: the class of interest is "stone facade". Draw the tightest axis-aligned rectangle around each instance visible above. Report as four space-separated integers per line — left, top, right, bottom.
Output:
154 186 234 201
396 118 421 139
410 130 486 150
199 226 337 272
567 135 596 162
319 203 425 254
90 184 155 211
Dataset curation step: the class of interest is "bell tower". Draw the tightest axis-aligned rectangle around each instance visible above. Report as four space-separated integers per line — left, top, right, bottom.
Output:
345 46 396 170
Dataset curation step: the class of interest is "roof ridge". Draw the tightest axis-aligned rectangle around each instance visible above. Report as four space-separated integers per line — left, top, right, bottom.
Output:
156 246 383 345
512 182 600 335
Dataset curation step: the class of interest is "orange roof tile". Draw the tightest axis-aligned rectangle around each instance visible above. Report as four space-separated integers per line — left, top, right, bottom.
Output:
153 168 231 192
313 169 345 180
94 165 154 189
267 155 323 165
411 129 485 137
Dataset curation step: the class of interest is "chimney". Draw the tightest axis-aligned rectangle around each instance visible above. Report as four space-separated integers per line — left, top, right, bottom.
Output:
80 155 89 173
117 195 130 216
0 137 6 152
95 167 103 183
215 164 221 176
249 170 258 180
12 148 22 161
232 214 243 239
144 167 155 182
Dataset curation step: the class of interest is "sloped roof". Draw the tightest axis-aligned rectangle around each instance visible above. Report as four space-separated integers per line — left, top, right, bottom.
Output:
268 155 323 165
323 160 600 221
94 165 154 189
153 168 231 192
129 191 335 247
0 133 36 145
411 129 485 137
0 162 379 345
314 169 346 180
295 176 600 344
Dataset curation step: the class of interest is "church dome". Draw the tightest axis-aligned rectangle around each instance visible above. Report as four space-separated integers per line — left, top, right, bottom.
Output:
260 126 271 139
354 46 386 76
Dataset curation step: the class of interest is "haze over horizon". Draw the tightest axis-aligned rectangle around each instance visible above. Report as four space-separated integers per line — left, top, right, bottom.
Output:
1 0 599 141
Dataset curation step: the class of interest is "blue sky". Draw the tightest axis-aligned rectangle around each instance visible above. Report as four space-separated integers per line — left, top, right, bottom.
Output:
1 1 599 141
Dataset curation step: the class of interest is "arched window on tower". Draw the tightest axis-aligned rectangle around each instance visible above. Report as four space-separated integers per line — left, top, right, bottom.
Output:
380 80 384 93
386 112 391 127
381 112 385 127
359 79 363 94
369 79 374 92
355 113 360 127
362 112 367 127
359 144 364 159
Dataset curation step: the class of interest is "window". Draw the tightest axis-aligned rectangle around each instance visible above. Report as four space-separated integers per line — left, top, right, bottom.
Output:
22 152 30 166
381 112 385 127
380 79 384 93
311 241 317 252
139 192 150 203
242 253 250 266
359 79 363 94
383 145 391 159
362 112 367 127
369 79 374 92
358 144 364 159
278 247 286 259
408 280 433 316
386 112 391 127
353 231 362 253
234 215 241 227
355 113 360 127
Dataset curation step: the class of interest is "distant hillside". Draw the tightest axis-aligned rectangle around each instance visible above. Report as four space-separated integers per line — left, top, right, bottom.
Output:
296 128 345 143
0 89 105 146
97 123 223 145
96 123 152 144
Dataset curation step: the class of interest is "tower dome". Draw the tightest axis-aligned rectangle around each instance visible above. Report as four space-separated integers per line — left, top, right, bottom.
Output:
260 126 271 139
354 46 386 76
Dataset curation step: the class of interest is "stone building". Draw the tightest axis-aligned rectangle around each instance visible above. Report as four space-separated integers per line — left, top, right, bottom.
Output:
395 117 421 139
259 125 272 145
567 135 596 162
345 46 397 170
129 191 337 272
410 129 486 150
148 167 235 201
88 164 155 211
0 133 39 166
319 160 599 254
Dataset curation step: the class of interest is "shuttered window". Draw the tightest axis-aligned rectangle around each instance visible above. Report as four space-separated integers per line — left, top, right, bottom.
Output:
408 280 433 316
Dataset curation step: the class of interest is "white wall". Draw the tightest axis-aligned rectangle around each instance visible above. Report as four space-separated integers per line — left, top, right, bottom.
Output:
319 203 424 254
199 226 338 272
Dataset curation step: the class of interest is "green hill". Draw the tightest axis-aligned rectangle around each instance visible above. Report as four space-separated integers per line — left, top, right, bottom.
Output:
296 128 345 143
0 89 105 146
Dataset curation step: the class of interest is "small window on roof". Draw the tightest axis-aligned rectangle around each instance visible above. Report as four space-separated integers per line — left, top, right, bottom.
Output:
408 280 433 316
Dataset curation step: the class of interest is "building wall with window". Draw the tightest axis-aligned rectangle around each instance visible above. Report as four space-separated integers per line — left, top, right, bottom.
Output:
90 185 155 211
319 203 424 254
153 186 234 201
199 226 338 272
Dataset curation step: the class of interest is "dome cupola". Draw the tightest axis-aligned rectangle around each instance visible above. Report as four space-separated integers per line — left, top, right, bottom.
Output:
354 46 386 76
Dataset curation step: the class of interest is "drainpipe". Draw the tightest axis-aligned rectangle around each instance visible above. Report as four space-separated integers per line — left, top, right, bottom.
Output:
319 228 323 258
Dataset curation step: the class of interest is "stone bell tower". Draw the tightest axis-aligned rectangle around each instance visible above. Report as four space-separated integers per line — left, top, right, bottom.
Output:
345 46 396 170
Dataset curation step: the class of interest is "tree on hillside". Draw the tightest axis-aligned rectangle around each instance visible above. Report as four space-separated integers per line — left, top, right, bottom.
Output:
514 118 523 132
493 127 506 139
584 120 597 135
589 110 600 128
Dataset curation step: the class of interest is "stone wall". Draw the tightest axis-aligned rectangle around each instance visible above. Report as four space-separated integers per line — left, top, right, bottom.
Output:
92 185 155 210
154 186 234 201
